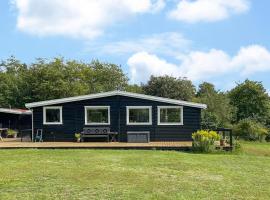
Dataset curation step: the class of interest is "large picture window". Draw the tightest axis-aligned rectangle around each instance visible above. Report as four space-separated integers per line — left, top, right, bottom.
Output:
43 106 63 125
126 106 152 125
158 106 183 125
85 106 110 125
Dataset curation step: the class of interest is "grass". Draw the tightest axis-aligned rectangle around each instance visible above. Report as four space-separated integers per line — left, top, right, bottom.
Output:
0 142 270 200
240 140 270 156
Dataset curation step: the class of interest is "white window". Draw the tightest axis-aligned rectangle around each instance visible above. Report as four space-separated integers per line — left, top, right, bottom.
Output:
85 106 110 125
43 106 63 125
126 106 152 125
158 106 183 125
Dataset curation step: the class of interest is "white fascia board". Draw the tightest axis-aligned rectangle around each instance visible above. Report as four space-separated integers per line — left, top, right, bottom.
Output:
0 108 32 115
25 91 207 109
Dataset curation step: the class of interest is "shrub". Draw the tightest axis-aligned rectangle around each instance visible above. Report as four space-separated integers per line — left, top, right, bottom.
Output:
7 129 18 138
192 130 220 153
233 119 269 142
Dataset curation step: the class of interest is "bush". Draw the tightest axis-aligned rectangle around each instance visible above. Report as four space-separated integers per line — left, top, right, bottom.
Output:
228 137 242 152
192 130 220 153
233 119 269 142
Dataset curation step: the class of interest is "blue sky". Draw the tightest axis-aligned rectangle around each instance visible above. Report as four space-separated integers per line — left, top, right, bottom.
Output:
1 0 270 92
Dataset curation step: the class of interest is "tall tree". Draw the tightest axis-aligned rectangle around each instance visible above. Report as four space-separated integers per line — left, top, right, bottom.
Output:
142 75 195 101
197 82 235 129
89 60 128 92
0 57 129 108
0 57 28 108
229 79 270 123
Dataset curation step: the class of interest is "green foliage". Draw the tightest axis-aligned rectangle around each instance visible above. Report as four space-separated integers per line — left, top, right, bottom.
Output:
229 79 270 123
125 84 144 94
7 129 18 137
232 139 242 152
0 57 28 107
196 82 235 129
233 118 269 142
192 130 220 152
0 57 129 108
142 75 195 101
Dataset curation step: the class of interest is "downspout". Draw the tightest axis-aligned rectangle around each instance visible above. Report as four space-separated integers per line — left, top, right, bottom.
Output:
31 109 34 142
117 95 121 142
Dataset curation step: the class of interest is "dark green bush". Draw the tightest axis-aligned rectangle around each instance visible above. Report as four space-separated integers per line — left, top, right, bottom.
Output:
233 119 269 142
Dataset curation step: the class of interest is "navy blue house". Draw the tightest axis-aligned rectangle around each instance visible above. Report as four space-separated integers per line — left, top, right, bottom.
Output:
25 91 206 142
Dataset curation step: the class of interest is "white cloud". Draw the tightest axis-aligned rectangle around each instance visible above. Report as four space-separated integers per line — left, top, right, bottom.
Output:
86 32 191 57
127 45 270 83
168 0 250 23
179 49 233 80
128 51 182 83
12 0 165 39
232 45 270 75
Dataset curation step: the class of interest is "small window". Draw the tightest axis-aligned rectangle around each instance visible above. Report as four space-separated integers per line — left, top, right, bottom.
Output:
43 106 63 125
85 106 110 125
126 106 152 125
158 106 183 125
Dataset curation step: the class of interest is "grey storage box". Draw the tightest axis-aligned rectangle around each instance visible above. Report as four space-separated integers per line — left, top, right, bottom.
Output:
127 131 150 143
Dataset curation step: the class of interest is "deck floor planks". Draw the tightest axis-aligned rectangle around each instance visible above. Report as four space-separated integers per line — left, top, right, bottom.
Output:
0 140 192 150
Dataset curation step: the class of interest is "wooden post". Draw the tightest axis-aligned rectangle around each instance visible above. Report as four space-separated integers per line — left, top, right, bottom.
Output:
229 129 233 147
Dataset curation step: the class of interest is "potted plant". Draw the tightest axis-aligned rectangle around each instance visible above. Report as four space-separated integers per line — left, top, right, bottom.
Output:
74 133 81 142
220 137 226 146
7 129 18 138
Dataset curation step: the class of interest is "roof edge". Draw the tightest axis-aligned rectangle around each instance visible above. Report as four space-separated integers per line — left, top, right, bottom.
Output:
25 91 207 109
0 108 32 115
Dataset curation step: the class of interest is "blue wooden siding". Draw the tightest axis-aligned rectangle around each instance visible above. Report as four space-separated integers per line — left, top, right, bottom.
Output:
32 95 201 141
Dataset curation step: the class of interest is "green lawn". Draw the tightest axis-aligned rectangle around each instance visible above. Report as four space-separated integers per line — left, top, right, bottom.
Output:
0 142 270 200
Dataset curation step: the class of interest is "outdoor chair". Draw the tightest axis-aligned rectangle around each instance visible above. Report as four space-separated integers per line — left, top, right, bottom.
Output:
35 129 43 142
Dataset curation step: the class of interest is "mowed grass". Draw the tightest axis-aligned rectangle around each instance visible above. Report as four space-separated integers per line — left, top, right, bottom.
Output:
0 142 270 200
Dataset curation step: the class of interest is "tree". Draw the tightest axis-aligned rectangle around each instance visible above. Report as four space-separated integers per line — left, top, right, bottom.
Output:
0 57 28 108
142 75 195 101
89 60 128 92
197 82 235 129
229 79 270 123
0 57 129 108
125 84 144 94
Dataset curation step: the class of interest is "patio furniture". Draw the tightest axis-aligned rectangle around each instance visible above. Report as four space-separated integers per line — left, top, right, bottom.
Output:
35 129 43 142
81 127 118 142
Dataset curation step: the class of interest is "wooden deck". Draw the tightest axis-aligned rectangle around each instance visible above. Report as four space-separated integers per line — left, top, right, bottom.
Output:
0 139 192 150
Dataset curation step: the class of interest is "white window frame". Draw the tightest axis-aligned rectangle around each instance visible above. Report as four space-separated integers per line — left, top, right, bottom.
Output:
43 106 63 125
158 106 183 125
126 106 152 125
84 106 110 125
